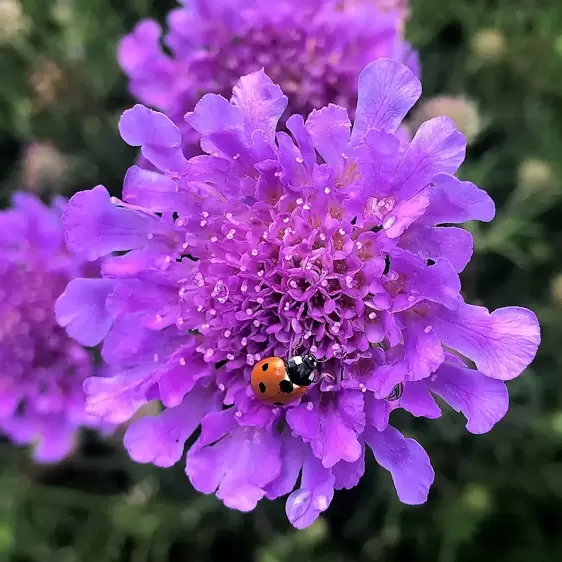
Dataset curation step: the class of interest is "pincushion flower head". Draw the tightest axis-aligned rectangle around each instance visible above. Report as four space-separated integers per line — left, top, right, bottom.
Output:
0 193 105 462
118 0 417 159
58 59 540 528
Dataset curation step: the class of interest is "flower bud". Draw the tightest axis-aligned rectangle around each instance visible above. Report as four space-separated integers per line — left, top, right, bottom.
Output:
518 158 554 193
471 28 507 60
0 0 28 44
411 96 481 144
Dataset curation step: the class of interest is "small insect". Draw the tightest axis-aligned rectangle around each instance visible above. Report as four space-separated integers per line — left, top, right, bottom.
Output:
386 383 404 401
250 353 318 405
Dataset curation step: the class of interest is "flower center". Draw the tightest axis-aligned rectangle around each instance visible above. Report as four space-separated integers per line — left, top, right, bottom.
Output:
179 191 388 371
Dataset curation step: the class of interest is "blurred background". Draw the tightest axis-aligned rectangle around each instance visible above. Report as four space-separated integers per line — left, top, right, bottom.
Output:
1 0 561 560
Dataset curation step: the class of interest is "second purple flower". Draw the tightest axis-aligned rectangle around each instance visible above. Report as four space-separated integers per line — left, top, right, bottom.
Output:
119 0 417 158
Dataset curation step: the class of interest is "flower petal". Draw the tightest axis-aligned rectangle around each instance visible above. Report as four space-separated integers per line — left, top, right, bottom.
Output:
101 249 161 278
186 424 282 512
106 278 179 329
277 131 309 188
427 362 509 434
422 173 495 226
7 192 63 250
285 451 335 529
383 188 429 239
391 117 466 202
123 166 187 213
185 93 243 136
356 129 402 198
55 278 115 346
119 105 187 171
286 390 365 468
352 59 421 143
184 409 237 491
367 359 408 399
0 382 20 418
33 419 75 464
400 225 473 273
399 382 441 419
117 20 175 109
265 432 305 500
101 317 169 366
390 248 461 311
231 69 288 143
364 393 391 430
403 316 445 381
364 425 434 504
83 366 157 424
433 303 540 380
332 448 365 490
305 104 351 170
120 104 182 148
118 19 162 75
63 186 163 260
124 386 219 467
286 114 315 173
158 346 214 408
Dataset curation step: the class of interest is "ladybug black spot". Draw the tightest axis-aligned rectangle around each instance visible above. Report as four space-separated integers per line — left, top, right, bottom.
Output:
258 382 267 393
279 380 293 394
262 362 269 371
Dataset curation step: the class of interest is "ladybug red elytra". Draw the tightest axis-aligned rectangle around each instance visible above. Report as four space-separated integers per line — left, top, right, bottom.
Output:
250 354 318 406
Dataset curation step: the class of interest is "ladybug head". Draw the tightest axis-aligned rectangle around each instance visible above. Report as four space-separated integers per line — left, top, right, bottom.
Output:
286 353 318 386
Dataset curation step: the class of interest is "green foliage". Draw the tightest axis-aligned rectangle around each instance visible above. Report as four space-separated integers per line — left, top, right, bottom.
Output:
2 0 562 560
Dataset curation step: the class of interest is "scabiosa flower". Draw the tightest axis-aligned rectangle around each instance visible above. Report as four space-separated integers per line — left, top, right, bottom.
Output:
0 193 109 462
118 0 418 160
58 59 540 528
363 0 410 26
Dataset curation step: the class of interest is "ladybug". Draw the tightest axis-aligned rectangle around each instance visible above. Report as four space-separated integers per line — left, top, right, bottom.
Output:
250 354 318 405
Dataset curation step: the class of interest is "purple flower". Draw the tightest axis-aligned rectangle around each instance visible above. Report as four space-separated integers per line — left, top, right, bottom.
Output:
58 59 540 527
352 0 410 28
0 193 108 463
118 0 417 161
